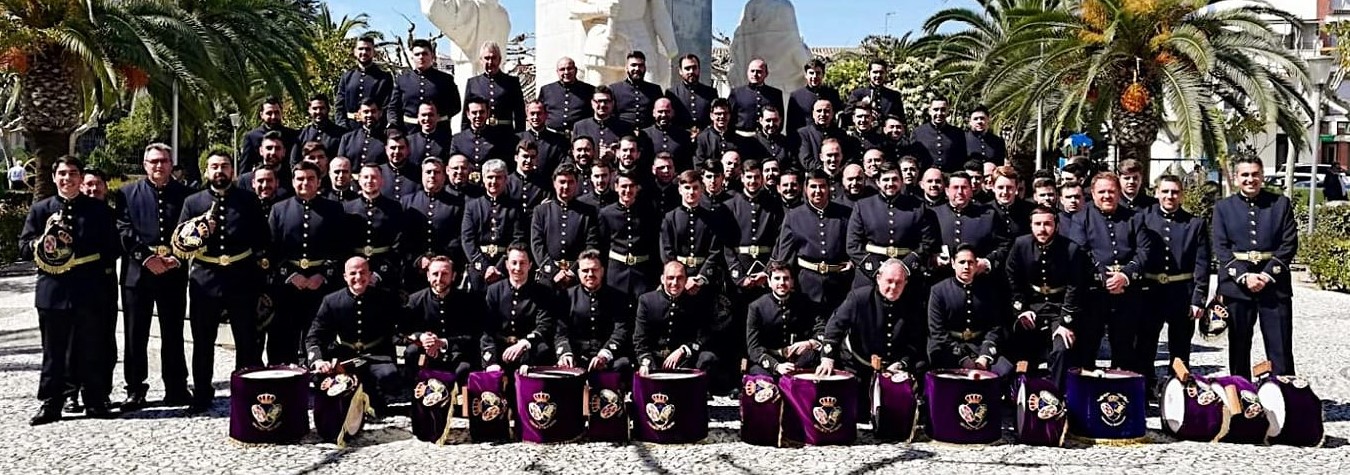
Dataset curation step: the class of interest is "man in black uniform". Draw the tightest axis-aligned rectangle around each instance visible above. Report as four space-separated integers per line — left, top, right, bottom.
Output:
401 157 467 292
918 168 948 208
579 159 617 209
797 99 847 171
292 94 348 166
665 53 718 133
746 261 826 376
306 257 404 416
634 261 718 375
740 106 794 169
1140 175 1209 376
964 106 1006 165
117 143 193 410
379 131 418 201
177 151 270 412
391 39 460 131
483 245 555 370
835 163 876 209
464 41 525 133
931 171 1005 285
849 59 905 125
241 97 299 172
335 36 394 130
846 103 887 162
990 165 1034 239
22 157 121 424
776 167 805 209
694 98 739 167
555 249 634 372
884 116 913 162
724 159 782 302
462 158 528 293
531 163 601 289
538 57 595 134
645 153 683 214
599 171 662 297
337 100 388 164
408 101 453 162
238 131 293 196
898 156 922 196
451 97 516 168
609 50 664 129
505 141 549 219
728 58 784 133
267 162 347 364
773 169 853 308
927 245 1014 376
816 259 927 382
643 98 694 170
660 170 726 298
846 162 939 287
572 85 635 152
1117 159 1158 211
346 163 405 289
519 100 570 178
404 256 486 386
1006 206 1089 389
911 97 966 172
326 157 358 202
1213 156 1298 377
1058 182 1086 240
788 59 843 136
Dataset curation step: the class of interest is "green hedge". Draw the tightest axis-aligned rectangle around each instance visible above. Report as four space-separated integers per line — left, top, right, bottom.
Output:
1303 203 1350 291
0 192 30 264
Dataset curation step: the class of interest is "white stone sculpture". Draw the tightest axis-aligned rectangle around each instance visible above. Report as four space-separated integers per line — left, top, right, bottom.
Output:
729 0 812 93
562 0 679 87
421 0 511 77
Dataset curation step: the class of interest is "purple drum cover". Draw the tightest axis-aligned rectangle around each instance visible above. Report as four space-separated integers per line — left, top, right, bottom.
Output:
313 373 364 444
587 370 630 442
515 367 586 443
780 370 858 446
1160 374 1225 442
411 368 459 443
1211 375 1270 445
632 369 708 444
739 374 783 446
1015 374 1068 447
467 370 512 442
872 372 920 442
229 366 310 444
1065 368 1147 440
1258 375 1325 447
925 369 1003 444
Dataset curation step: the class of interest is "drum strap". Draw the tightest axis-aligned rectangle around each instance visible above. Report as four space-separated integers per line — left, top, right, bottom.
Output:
336 385 370 448
436 383 460 445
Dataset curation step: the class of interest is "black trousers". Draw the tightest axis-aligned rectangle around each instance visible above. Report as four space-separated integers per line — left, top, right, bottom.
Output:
121 281 189 395
403 345 476 385
746 349 821 376
1008 327 1072 390
796 269 851 310
1139 284 1196 379
266 285 326 365
1079 289 1145 374
38 305 114 406
188 288 261 399
1226 296 1295 378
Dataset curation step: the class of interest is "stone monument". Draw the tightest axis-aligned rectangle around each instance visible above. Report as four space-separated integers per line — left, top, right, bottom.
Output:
728 0 812 93
422 0 511 130
536 0 680 88
666 0 713 86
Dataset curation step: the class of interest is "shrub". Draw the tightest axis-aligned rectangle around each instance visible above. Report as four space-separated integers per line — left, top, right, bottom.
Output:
0 197 29 264
1302 203 1350 291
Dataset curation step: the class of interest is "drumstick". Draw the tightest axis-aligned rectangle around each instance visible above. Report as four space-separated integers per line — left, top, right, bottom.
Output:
1171 357 1190 382
1015 361 1029 374
1252 361 1273 378
418 354 427 368
870 355 881 372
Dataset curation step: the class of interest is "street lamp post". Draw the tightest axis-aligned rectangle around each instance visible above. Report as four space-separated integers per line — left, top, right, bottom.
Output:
1306 56 1336 234
229 112 242 172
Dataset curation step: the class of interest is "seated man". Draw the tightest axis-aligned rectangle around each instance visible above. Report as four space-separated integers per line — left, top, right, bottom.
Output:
482 244 555 370
817 258 927 382
1005 207 1088 389
746 262 826 376
305 257 404 416
634 261 717 375
555 249 634 373
403 256 486 386
927 245 1014 376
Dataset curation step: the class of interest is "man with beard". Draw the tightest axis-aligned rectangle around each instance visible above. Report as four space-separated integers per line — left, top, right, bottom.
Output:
565 135 598 172
788 59 843 135
746 262 827 376
723 159 784 368
407 101 453 162
927 245 1014 376
531 163 601 289
538 56 595 133
645 152 683 214
251 167 284 214
379 131 419 201
776 167 804 209
1005 206 1089 389
392 39 460 131
609 50 664 129
518 100 569 178
835 163 876 209
337 100 387 164
292 94 347 166
665 54 718 133
403 256 485 387
613 136 649 186
964 106 1006 164
797 99 847 171
728 58 784 133
1140 175 1209 383
578 158 617 209
324 157 358 202
849 59 904 125
740 106 794 169
238 132 293 197
911 97 966 172
463 41 525 133
401 157 468 292
451 97 515 168
694 99 739 167
600 171 662 297
555 249 634 373
573 85 636 153
267 162 347 364
773 169 853 308
634 261 718 375
847 162 939 287
241 97 298 172
335 36 393 130
346 163 405 290
642 98 694 169
918 167 948 208
178 151 269 413
306 257 404 417
483 245 556 370
462 159 528 293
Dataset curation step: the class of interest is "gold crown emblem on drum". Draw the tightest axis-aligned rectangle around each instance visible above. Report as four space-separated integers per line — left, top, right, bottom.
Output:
818 396 838 408
812 396 844 433
532 392 552 404
958 393 989 430
256 393 276 405
590 389 624 419
745 379 779 404
650 393 669 404
965 394 983 404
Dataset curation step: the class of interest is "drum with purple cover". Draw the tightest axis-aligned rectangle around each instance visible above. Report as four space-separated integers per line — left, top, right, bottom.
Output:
1160 373 1226 442
781 370 858 446
411 368 458 444
1014 373 1067 447
739 373 783 446
587 370 629 442
1211 375 1269 444
872 371 920 442
925 368 1003 444
1257 373 1325 447
1065 368 1147 441
515 366 586 443
229 366 310 444
466 370 511 442
313 373 367 445
633 369 708 444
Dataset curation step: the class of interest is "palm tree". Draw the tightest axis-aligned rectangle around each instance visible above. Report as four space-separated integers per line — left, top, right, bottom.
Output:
0 0 315 199
976 0 1312 174
917 0 1065 108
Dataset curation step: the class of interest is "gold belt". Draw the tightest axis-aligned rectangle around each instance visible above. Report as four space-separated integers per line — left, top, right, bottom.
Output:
676 255 706 267
402 115 450 124
1233 250 1274 263
196 249 253 266
153 245 171 257
480 244 502 257
864 244 911 258
37 253 102 275
1146 272 1194 284
485 117 513 127
345 112 359 119
1031 284 1065 295
736 245 772 257
337 339 370 352
289 258 328 270
797 258 847 274
951 329 985 341
608 250 649 265
354 245 391 257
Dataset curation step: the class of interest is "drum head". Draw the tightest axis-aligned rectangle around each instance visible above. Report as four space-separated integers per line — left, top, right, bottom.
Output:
793 372 851 382
644 372 697 380
526 367 585 379
933 369 998 381
1074 368 1140 380
241 368 305 379
1257 381 1287 437
1161 378 1186 433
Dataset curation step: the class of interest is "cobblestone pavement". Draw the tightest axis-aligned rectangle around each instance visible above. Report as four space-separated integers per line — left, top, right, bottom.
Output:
0 273 1348 474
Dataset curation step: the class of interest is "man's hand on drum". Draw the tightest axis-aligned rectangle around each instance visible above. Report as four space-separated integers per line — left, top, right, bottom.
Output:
311 359 335 373
974 355 992 370
784 340 817 357
774 362 796 375
1053 326 1075 348
485 364 502 372
588 352 610 371
502 341 530 363
815 357 835 377
662 347 686 369
1017 311 1037 330
557 353 575 368
419 333 441 357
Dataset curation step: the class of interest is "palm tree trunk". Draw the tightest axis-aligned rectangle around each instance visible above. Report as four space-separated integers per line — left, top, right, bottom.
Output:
1111 102 1160 178
19 46 82 201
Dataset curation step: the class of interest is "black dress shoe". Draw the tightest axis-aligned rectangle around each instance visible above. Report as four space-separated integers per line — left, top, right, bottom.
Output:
63 398 83 414
163 389 194 407
85 402 119 419
120 393 147 412
185 398 212 414
30 405 61 426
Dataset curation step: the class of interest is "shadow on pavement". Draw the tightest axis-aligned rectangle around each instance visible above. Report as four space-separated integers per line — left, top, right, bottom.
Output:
1322 399 1350 422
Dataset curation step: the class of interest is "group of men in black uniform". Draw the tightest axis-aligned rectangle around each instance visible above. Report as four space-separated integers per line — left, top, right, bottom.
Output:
19 37 1299 426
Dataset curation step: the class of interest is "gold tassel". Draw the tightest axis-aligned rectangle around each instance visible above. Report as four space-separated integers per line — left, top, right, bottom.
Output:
336 385 370 448
435 383 459 445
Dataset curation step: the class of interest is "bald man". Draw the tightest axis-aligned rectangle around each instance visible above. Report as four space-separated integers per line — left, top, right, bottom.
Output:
634 260 718 375
538 57 596 133
305 257 404 416
818 258 928 381
727 58 785 133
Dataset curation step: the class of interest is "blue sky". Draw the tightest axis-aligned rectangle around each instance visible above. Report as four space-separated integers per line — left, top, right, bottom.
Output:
326 0 979 48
